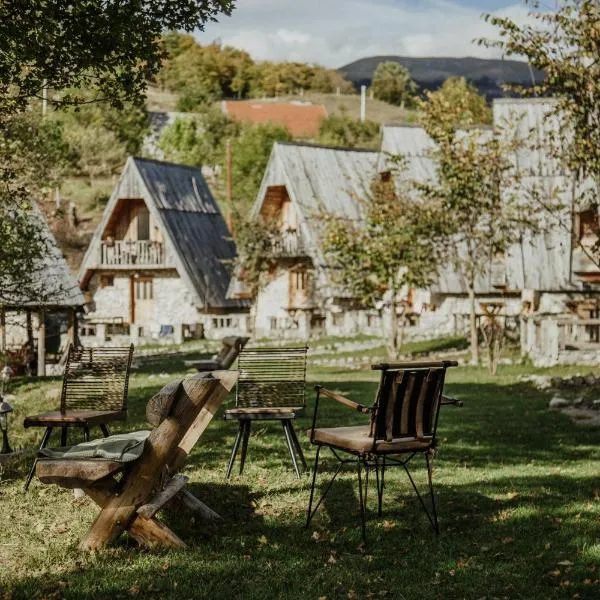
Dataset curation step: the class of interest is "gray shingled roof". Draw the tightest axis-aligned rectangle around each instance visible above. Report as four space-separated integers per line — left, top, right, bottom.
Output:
2 204 84 309
80 157 246 309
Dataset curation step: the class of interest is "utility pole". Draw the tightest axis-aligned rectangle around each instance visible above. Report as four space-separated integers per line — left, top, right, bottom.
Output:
360 85 367 122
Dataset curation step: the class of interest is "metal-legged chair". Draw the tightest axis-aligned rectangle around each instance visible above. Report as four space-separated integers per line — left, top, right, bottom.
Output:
306 360 461 542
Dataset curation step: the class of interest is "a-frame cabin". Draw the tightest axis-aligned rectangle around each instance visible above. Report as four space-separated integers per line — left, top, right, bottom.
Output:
79 157 249 345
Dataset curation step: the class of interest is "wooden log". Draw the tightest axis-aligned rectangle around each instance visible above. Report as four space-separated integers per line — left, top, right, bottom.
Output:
145 380 182 427
137 474 188 519
36 459 123 488
85 486 186 549
169 371 238 472
80 375 228 550
175 488 222 522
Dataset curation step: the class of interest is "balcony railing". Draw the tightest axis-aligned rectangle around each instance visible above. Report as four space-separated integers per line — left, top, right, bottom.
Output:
100 240 167 267
272 230 307 257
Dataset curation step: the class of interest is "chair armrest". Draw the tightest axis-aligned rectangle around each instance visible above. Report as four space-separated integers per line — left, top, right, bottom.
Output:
441 395 463 407
316 386 371 414
310 385 370 444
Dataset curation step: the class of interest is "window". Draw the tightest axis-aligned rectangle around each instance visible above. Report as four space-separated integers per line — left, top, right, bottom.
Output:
106 323 130 336
212 317 233 329
135 278 153 300
270 317 278 330
578 209 599 241
332 312 344 327
137 207 150 240
100 275 114 288
367 314 379 328
138 326 145 337
294 271 307 291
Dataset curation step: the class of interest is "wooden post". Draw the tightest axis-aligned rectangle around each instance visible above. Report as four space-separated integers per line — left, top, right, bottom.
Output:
37 309 46 377
129 275 135 326
0 307 5 354
68 308 78 347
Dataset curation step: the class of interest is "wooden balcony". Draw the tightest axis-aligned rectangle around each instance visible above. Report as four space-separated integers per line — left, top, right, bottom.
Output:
99 240 170 268
272 230 307 257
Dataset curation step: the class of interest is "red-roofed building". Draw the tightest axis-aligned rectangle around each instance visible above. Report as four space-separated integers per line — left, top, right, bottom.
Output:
221 100 327 138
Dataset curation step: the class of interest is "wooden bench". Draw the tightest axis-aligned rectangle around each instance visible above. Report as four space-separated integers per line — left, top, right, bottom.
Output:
34 370 237 550
184 336 249 372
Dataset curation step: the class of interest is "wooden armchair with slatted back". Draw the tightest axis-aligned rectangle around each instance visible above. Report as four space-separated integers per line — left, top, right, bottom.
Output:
23 344 134 490
224 346 308 478
306 360 461 542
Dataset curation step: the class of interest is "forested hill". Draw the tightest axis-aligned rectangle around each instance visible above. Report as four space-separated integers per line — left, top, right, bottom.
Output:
339 56 544 99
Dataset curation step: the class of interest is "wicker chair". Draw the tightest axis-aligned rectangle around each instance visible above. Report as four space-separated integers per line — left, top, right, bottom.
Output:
23 344 134 490
306 360 461 542
225 346 308 478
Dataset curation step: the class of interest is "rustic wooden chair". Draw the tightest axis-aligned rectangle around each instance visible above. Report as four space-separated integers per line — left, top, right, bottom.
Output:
306 360 461 542
23 344 134 490
185 336 250 372
34 370 238 550
225 346 308 478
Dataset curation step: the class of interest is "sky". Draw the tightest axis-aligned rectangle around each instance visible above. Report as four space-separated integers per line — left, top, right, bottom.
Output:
196 0 542 68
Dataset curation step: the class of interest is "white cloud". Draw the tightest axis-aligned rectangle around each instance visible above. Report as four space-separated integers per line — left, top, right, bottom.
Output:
196 0 533 67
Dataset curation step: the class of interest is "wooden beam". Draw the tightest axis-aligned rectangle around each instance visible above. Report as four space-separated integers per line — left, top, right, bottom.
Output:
0 308 5 354
68 308 78 347
129 275 135 325
137 474 188 519
37 309 46 377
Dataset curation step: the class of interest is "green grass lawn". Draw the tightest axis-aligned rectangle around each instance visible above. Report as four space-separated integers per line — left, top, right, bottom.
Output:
1 343 600 599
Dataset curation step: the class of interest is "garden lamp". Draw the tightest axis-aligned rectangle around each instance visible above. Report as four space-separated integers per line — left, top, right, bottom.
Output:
0 399 13 454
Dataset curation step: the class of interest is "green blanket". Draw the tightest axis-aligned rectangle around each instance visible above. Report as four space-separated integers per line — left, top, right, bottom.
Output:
40 430 150 462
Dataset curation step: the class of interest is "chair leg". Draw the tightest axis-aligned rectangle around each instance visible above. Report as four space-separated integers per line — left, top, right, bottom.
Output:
226 421 245 479
403 453 439 534
239 420 251 475
305 445 321 527
60 426 68 447
375 456 386 517
305 448 346 527
83 425 90 442
357 459 367 543
23 427 53 492
282 420 301 478
287 421 308 471
426 451 439 534
100 424 111 437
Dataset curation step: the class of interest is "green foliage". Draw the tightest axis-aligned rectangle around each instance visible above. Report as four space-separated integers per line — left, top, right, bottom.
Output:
0 0 233 304
419 77 492 137
159 109 240 168
156 33 355 106
418 92 532 365
316 115 380 149
482 0 600 256
371 61 417 107
323 174 440 356
228 122 292 209
232 218 281 299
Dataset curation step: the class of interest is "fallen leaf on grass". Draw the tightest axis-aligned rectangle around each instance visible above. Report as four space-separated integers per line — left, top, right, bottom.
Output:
558 560 574 566
328 554 337 565
501 537 514 544
257 535 268 545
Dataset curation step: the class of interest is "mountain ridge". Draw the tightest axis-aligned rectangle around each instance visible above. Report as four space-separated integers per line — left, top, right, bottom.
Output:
338 55 544 99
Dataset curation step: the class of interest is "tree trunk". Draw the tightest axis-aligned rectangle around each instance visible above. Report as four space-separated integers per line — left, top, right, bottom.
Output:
383 300 404 359
468 285 479 365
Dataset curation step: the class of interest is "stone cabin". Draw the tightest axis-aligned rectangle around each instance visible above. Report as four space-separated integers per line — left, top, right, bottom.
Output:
228 141 381 339
379 100 600 366
79 157 249 346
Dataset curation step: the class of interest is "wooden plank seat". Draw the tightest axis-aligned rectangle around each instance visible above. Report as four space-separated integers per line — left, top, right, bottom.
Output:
33 370 238 550
225 346 308 478
23 344 134 491
24 410 126 427
184 336 249 372
306 360 461 543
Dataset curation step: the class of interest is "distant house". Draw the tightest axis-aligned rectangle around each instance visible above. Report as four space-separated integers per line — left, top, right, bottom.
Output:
79 157 249 345
0 204 84 375
228 141 379 338
221 100 327 138
380 101 600 366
